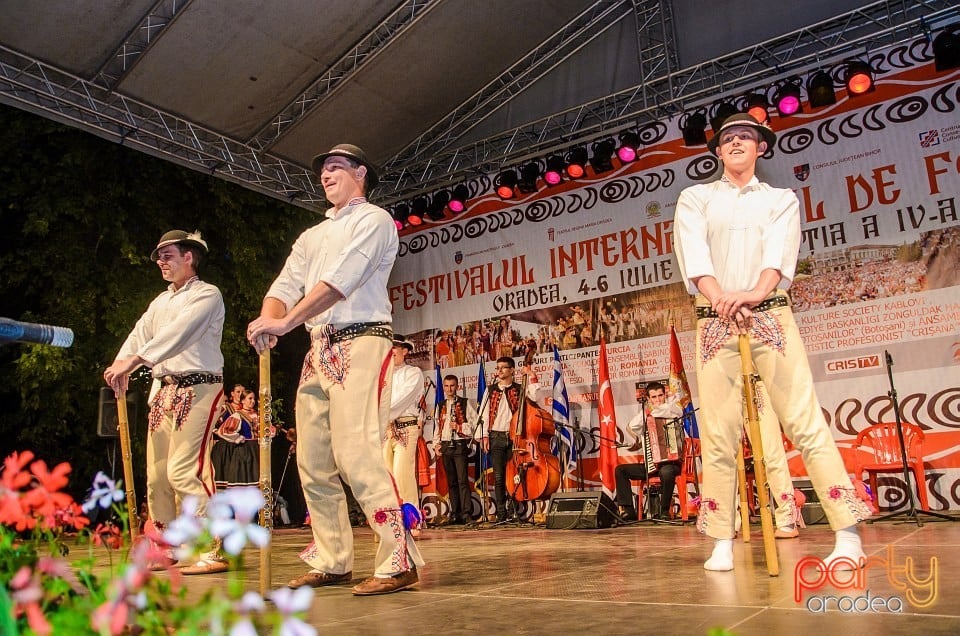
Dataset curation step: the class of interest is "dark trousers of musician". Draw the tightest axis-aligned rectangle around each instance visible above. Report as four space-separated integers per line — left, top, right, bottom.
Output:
489 431 512 521
614 461 681 519
441 439 472 523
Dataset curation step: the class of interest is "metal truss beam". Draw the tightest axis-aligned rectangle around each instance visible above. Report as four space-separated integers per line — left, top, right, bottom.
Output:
381 0 633 180
93 0 194 89
0 44 324 211
248 0 437 153
380 0 959 203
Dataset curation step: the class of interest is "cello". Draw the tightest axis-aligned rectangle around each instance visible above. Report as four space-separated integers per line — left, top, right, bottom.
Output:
505 351 562 503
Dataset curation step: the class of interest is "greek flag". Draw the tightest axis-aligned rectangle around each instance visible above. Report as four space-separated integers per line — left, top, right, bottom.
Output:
552 346 576 467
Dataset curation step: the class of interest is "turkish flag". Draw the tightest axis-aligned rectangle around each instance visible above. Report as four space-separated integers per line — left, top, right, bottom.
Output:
597 338 619 497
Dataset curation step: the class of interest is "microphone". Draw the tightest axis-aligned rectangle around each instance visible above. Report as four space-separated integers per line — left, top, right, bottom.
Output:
0 318 74 348
885 350 893 366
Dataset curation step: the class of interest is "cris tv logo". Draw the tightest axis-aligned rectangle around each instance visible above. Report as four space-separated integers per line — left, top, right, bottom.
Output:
794 546 938 613
825 355 881 375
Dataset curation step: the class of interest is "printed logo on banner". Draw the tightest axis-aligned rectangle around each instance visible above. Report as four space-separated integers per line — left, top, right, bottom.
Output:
794 163 810 182
547 228 555 242
919 130 940 147
825 355 882 374
454 251 463 265
646 201 662 218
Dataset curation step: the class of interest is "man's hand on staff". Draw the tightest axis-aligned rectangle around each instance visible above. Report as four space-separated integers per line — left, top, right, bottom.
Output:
246 316 284 354
712 290 761 335
103 356 143 397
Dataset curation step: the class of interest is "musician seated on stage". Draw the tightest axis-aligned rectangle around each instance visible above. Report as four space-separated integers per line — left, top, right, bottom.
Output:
615 382 683 521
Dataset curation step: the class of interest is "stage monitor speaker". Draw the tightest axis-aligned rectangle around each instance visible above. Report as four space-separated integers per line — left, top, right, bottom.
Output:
545 491 617 529
97 387 137 438
796 482 827 524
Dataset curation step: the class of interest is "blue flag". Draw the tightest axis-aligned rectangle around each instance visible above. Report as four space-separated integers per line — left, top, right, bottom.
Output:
476 359 487 404
475 359 488 475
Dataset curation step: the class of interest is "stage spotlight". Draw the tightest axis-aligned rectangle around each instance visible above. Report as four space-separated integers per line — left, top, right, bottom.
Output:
495 169 518 199
543 155 566 186
426 190 450 220
390 203 409 230
806 70 836 108
774 78 803 116
709 100 738 132
590 138 616 174
844 60 874 95
617 131 640 163
680 111 707 146
565 146 588 178
933 26 960 71
517 162 541 194
409 196 427 225
743 93 770 124
448 184 469 213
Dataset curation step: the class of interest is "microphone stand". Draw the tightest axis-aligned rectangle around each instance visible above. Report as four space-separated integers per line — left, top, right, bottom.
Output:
868 351 953 525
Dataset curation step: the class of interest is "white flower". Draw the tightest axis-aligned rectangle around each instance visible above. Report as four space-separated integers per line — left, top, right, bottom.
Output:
228 592 265 636
229 619 258 636
271 587 316 636
162 496 205 548
208 487 269 555
81 471 124 513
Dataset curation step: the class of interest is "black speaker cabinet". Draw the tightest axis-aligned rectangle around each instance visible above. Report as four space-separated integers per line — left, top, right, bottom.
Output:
796 482 827 524
545 491 617 529
97 387 138 438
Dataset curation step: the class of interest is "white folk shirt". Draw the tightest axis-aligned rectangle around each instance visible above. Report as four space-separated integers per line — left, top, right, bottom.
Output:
389 363 425 421
487 381 540 435
433 396 479 445
266 201 398 329
673 176 801 295
116 276 224 377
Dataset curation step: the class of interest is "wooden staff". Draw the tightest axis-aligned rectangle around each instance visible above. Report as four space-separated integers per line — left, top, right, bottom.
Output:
258 351 274 595
736 441 751 544
738 334 779 576
116 391 139 543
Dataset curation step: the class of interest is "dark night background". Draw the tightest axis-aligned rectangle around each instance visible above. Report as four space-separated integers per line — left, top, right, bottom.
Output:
0 104 324 522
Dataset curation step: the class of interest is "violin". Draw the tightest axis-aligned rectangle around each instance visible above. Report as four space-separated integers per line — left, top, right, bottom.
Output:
505 350 561 502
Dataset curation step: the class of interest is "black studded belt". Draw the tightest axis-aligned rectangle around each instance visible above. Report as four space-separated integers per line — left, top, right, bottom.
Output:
314 321 393 345
393 417 420 428
159 372 223 387
695 294 790 320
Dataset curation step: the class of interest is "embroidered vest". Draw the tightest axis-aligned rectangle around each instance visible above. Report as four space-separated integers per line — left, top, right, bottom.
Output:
488 383 521 422
439 396 468 437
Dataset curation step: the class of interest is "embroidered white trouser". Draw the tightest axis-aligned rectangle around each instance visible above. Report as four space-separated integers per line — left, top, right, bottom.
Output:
382 423 421 510
745 380 800 529
694 293 872 539
295 333 423 576
146 382 221 524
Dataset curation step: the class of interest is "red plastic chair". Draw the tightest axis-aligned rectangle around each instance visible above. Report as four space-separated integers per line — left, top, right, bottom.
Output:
853 422 929 512
675 438 701 521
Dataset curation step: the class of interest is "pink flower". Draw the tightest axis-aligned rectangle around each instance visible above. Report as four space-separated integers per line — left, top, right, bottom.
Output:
374 510 388 524
828 486 843 500
10 566 51 636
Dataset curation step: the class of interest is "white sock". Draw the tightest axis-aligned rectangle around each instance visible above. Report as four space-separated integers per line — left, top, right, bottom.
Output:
704 538 734 571
823 525 865 571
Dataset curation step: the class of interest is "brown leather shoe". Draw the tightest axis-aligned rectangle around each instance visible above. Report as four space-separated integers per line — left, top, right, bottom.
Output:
287 570 353 588
351 568 418 596
775 527 800 539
